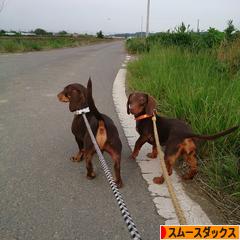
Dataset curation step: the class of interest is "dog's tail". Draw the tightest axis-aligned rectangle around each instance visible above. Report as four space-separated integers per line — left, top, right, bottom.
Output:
191 126 238 141
87 78 107 149
87 77 104 121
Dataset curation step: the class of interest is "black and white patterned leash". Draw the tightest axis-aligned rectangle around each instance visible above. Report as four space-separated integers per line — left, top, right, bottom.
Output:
76 108 142 240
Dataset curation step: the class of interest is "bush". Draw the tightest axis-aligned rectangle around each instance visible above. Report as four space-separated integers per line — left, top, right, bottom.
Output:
126 22 232 54
25 41 42 51
96 30 104 39
203 28 225 48
34 28 48 35
126 38 148 54
0 36 110 53
224 20 236 41
3 40 19 52
58 31 68 36
0 29 6 36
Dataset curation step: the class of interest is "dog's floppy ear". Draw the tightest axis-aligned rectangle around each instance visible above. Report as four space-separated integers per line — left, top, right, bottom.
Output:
145 94 157 115
127 93 133 114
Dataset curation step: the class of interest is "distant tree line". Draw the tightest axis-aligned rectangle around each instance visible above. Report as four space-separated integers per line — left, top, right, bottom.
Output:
0 28 106 39
0 28 73 36
126 20 240 54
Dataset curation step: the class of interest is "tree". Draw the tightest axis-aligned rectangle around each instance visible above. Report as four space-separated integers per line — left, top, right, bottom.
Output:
179 22 186 33
96 30 104 39
34 28 48 35
175 22 191 33
58 30 68 36
224 20 235 41
0 29 5 35
59 31 67 35
204 27 224 48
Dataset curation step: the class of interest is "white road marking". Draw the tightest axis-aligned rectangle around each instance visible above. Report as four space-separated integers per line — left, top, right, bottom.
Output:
112 58 212 225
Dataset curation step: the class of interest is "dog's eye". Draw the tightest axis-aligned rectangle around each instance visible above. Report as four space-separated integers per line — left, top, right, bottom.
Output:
64 93 71 99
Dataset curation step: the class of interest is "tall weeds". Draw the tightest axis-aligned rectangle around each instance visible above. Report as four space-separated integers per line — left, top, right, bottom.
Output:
0 36 109 53
127 45 240 198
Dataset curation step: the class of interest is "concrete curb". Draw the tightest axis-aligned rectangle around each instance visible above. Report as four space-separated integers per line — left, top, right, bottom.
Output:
112 55 212 225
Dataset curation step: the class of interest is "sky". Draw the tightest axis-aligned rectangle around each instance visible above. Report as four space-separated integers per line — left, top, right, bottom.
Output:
0 0 239 34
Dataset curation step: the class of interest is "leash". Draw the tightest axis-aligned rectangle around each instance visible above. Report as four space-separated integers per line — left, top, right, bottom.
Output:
75 107 142 240
152 110 187 225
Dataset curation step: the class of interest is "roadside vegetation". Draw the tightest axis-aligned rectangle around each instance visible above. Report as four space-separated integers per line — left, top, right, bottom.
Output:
0 28 111 53
126 21 240 223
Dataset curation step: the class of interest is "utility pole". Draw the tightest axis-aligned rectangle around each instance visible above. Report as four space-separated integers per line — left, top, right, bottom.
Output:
197 19 200 32
146 0 150 37
141 16 143 38
0 0 6 13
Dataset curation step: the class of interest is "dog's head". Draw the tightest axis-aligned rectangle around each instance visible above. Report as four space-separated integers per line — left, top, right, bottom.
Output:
127 92 156 116
57 82 88 112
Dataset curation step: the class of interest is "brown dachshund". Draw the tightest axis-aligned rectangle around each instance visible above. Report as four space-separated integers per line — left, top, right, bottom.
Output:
58 78 123 188
127 92 238 184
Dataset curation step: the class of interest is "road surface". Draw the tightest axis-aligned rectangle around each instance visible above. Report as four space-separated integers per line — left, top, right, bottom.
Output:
0 42 162 240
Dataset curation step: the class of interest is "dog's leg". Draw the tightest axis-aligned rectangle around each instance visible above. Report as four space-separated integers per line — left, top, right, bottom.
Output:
130 136 148 160
182 152 198 180
104 143 123 188
147 145 158 158
153 142 182 184
181 138 197 180
153 155 175 184
84 148 96 179
71 137 84 162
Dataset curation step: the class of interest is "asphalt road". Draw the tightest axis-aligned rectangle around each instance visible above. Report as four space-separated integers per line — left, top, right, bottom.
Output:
0 42 162 240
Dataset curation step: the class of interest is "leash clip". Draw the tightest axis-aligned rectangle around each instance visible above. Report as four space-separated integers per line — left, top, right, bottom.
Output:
152 109 157 121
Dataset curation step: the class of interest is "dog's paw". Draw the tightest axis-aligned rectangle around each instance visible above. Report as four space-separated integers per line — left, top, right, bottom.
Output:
153 176 165 184
181 173 196 180
70 156 80 162
87 172 96 180
146 152 158 159
114 179 123 188
182 170 197 180
129 154 137 160
70 152 84 162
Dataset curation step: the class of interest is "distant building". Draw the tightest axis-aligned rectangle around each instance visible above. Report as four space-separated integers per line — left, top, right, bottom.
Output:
4 32 37 36
108 36 125 39
5 32 16 36
20 32 36 36
72 33 79 37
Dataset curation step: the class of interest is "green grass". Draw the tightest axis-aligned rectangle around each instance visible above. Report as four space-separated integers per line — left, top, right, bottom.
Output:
127 45 240 199
0 36 112 53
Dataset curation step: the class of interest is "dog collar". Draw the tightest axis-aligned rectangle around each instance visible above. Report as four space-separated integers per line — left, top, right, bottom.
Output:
135 114 152 121
74 107 90 115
